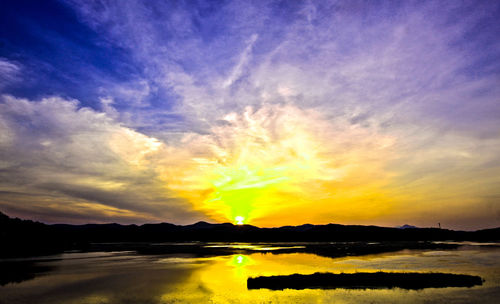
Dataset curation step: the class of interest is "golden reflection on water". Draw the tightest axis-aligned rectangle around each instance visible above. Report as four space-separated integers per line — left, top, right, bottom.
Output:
158 250 499 303
1 247 499 303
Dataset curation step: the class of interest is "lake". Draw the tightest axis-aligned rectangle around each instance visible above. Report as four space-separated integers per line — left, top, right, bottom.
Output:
1 242 499 303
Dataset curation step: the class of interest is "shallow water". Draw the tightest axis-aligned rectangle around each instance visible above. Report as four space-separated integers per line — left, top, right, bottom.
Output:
1 243 499 303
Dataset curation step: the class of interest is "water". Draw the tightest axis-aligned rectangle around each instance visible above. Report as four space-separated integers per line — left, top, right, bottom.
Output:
1 243 499 303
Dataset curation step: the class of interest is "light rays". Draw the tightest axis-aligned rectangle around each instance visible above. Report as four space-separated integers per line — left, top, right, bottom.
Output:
161 104 396 225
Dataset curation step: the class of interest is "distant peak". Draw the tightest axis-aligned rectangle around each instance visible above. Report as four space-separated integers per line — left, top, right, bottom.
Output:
397 224 418 229
189 221 212 227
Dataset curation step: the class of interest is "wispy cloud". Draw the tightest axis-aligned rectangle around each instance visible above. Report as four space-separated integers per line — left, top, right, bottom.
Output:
0 58 21 88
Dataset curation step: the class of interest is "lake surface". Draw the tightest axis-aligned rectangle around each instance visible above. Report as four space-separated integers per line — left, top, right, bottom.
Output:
1 243 499 303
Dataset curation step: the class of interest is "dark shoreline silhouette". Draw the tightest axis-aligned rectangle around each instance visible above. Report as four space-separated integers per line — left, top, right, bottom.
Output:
247 272 484 290
1 211 499 258
0 261 55 286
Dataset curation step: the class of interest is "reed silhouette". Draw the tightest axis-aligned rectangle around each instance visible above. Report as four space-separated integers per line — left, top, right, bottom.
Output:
247 272 484 290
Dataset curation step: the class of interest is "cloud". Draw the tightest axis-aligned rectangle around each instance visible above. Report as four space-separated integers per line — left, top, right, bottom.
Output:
223 34 259 88
0 58 21 88
0 95 202 224
62 0 500 136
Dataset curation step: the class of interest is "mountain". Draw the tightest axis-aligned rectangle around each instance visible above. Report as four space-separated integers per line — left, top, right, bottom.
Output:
1 211 499 258
397 224 418 229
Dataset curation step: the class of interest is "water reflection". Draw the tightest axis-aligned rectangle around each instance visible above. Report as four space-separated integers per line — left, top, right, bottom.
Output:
0 245 499 303
231 254 252 267
0 261 55 286
204 243 306 251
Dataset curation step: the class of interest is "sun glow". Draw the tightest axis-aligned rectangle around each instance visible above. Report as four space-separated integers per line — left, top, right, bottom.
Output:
163 104 396 226
231 254 251 267
235 216 245 225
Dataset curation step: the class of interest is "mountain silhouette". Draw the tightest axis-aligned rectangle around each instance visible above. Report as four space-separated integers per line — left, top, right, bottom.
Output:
1 211 499 258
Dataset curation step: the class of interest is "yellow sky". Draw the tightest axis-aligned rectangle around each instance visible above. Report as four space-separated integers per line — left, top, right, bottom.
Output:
158 104 402 226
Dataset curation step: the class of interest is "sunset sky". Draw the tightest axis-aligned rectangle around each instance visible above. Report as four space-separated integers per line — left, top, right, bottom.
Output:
1 0 499 229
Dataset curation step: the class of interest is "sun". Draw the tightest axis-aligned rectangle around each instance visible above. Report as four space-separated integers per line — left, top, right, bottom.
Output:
235 216 245 225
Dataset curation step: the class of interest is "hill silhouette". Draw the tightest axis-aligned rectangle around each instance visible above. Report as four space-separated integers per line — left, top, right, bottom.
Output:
1 211 499 258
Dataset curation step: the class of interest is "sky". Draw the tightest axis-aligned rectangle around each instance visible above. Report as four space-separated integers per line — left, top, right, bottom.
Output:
0 0 499 230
